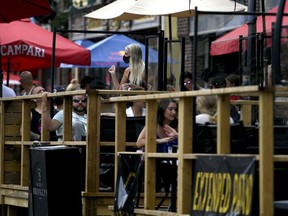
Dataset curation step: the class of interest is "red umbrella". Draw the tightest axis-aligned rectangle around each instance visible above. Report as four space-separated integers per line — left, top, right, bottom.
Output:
3 72 21 85
210 2 288 56
0 19 91 72
0 0 54 23
2 72 39 85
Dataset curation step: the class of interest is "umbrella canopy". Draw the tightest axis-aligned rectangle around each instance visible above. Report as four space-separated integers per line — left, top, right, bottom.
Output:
0 19 91 72
61 34 159 68
3 72 21 85
210 2 288 56
85 0 247 20
88 34 158 67
0 0 54 23
2 72 39 85
74 39 94 48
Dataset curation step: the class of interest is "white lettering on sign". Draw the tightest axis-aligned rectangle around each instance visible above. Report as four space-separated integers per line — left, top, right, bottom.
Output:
0 45 45 57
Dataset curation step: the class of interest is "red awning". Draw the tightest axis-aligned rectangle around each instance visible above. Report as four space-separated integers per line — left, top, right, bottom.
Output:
0 19 91 72
210 2 288 56
0 0 54 23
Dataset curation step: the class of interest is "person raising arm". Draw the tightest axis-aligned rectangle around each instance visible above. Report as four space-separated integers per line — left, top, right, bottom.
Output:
108 43 147 90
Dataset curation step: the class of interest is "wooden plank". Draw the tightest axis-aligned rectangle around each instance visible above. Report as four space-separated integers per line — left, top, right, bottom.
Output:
4 113 22 125
4 101 22 112
0 101 5 185
21 100 31 142
177 97 193 214
4 125 21 136
114 101 127 190
217 94 230 154
41 97 51 141
241 104 252 126
4 173 21 184
4 161 21 172
20 145 29 186
63 96 72 141
86 92 100 193
144 99 157 210
4 146 21 160
258 90 274 216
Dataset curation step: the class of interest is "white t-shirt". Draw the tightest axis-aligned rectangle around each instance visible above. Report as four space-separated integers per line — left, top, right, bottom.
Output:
2 85 16 97
196 113 234 124
126 106 146 117
53 110 87 139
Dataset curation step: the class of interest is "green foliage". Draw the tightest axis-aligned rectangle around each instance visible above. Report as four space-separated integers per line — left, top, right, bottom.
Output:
51 12 69 37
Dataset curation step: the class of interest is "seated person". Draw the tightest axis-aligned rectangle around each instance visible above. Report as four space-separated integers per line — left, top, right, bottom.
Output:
226 74 241 100
183 71 201 91
21 86 57 141
210 75 241 123
196 95 234 124
136 98 178 152
41 92 87 141
136 99 178 192
126 100 146 117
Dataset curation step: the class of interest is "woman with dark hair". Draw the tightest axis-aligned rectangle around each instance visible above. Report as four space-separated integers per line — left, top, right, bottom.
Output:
136 98 178 152
136 98 178 192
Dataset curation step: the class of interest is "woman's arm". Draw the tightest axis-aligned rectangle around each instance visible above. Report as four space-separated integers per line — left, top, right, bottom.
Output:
163 124 178 140
136 126 146 148
108 65 121 90
137 125 176 149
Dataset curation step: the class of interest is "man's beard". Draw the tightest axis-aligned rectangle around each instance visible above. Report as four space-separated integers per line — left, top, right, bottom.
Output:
72 106 86 113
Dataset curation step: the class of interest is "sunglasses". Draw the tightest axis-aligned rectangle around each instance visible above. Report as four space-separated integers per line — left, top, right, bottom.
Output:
73 98 87 103
184 80 192 86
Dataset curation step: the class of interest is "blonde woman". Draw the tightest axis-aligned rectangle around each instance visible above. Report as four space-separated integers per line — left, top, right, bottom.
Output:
196 95 234 124
108 43 147 90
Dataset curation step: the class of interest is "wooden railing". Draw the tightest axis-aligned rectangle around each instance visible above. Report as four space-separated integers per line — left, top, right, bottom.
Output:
0 86 288 216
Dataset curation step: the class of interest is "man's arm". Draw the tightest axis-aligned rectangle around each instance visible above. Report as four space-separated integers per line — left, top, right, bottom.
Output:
41 92 61 131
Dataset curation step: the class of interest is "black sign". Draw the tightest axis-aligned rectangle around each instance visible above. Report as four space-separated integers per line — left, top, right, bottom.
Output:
114 154 143 216
191 156 256 216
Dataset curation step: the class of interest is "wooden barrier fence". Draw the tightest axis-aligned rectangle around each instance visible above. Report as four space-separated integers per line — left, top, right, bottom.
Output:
0 86 287 215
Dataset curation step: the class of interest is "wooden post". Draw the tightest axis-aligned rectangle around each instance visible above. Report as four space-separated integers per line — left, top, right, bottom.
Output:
115 101 126 187
63 96 72 141
83 91 101 216
177 97 193 214
144 99 157 210
217 94 230 154
259 89 274 216
21 100 31 186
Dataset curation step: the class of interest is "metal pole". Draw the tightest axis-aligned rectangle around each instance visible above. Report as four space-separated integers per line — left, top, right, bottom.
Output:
51 29 57 93
272 0 286 86
247 0 257 85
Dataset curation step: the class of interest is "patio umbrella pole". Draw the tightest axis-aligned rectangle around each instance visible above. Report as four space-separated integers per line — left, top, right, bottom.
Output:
247 0 257 85
7 59 10 86
51 29 57 93
0 54 2 97
168 15 175 87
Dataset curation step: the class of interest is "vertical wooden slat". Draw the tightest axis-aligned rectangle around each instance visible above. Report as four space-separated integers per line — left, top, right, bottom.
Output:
41 97 51 141
0 101 4 185
115 101 126 187
177 97 193 214
21 100 31 186
144 99 157 210
259 89 274 216
86 92 100 192
83 91 100 216
21 146 29 186
217 94 231 154
63 96 72 141
21 100 31 142
241 103 252 126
